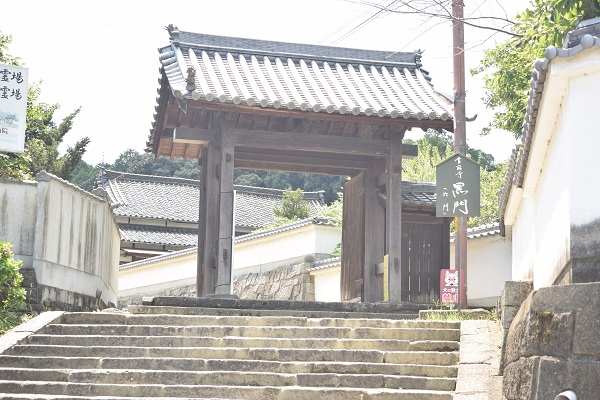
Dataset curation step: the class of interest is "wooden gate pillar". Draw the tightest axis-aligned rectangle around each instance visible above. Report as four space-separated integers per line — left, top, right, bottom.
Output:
196 115 236 296
363 158 385 302
214 116 236 294
386 131 404 301
198 142 220 296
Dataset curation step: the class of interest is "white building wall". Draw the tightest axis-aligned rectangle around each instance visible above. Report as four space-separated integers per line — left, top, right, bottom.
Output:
311 267 341 302
119 252 197 296
506 46 600 288
450 235 512 307
233 224 341 276
567 68 600 226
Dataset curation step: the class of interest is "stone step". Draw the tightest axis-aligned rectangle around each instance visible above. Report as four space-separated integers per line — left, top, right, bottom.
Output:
41 324 461 341
0 356 458 378
6 345 458 365
62 312 454 329
0 381 454 400
24 334 458 352
129 305 421 320
0 368 456 391
0 396 238 400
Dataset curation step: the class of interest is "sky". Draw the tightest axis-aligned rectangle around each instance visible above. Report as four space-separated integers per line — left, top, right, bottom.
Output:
2 0 526 166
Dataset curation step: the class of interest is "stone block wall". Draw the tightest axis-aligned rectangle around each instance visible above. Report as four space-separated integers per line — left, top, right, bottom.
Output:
502 281 600 400
233 263 315 301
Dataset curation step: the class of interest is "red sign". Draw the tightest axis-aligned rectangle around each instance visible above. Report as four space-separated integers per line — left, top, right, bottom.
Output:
440 269 465 305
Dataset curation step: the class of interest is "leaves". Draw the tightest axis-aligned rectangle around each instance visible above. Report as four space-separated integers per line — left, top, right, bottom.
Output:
473 0 600 137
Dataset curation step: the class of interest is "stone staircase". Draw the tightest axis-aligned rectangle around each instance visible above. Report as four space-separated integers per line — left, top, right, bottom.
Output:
0 301 460 399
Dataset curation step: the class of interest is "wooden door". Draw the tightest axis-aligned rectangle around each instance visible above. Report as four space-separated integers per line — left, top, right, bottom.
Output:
341 173 365 302
400 219 449 303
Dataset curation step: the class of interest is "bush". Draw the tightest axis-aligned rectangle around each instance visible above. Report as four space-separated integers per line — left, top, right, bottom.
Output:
0 241 25 310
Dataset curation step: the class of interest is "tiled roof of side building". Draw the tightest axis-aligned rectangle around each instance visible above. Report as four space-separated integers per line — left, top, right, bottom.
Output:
119 224 198 247
450 222 501 242
147 27 452 150
96 169 326 228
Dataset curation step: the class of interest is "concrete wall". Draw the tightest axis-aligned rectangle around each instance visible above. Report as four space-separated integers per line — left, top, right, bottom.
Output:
502 282 600 400
506 46 600 289
450 234 512 307
0 172 119 309
233 222 341 276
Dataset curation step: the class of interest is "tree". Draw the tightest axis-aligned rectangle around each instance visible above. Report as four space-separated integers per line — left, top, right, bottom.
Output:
472 0 600 137
272 188 312 226
0 31 88 181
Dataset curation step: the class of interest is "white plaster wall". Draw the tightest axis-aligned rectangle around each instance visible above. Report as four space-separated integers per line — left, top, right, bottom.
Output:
1 176 120 307
0 179 37 267
34 178 120 306
508 49 600 289
311 267 341 302
119 252 197 296
450 235 512 307
566 68 600 226
233 224 341 274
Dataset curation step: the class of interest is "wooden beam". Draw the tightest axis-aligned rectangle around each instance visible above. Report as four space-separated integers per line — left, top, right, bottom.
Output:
173 127 216 144
386 130 404 302
234 129 389 156
235 150 369 170
234 159 358 177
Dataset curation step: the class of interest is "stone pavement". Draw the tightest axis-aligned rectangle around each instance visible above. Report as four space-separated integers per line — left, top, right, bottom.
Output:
454 320 504 400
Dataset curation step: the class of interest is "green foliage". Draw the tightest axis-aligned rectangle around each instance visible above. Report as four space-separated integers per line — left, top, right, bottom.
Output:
234 173 263 187
320 192 344 227
108 149 201 180
0 309 35 335
0 242 25 311
273 188 312 225
0 31 88 181
472 0 600 137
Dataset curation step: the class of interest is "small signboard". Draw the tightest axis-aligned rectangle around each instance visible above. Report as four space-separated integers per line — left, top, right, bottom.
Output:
0 64 28 153
436 153 480 217
440 269 465 305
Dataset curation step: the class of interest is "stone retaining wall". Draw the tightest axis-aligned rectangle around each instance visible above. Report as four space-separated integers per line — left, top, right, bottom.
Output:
233 263 315 301
502 281 600 399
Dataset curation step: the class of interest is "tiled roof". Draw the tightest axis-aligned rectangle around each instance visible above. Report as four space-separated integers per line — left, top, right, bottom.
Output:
119 224 198 247
498 26 600 235
234 217 337 244
400 181 437 205
307 257 342 272
119 247 198 271
450 222 501 242
156 26 452 121
234 186 325 229
96 169 325 228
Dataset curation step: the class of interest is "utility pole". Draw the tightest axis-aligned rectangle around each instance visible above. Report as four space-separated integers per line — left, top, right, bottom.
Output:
452 0 468 309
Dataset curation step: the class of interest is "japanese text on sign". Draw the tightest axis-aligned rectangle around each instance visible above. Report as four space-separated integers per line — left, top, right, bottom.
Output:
0 64 28 153
436 154 480 217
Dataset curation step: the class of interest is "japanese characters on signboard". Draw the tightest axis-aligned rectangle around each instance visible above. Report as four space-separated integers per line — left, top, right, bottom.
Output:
0 64 28 153
440 268 465 305
435 154 481 217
